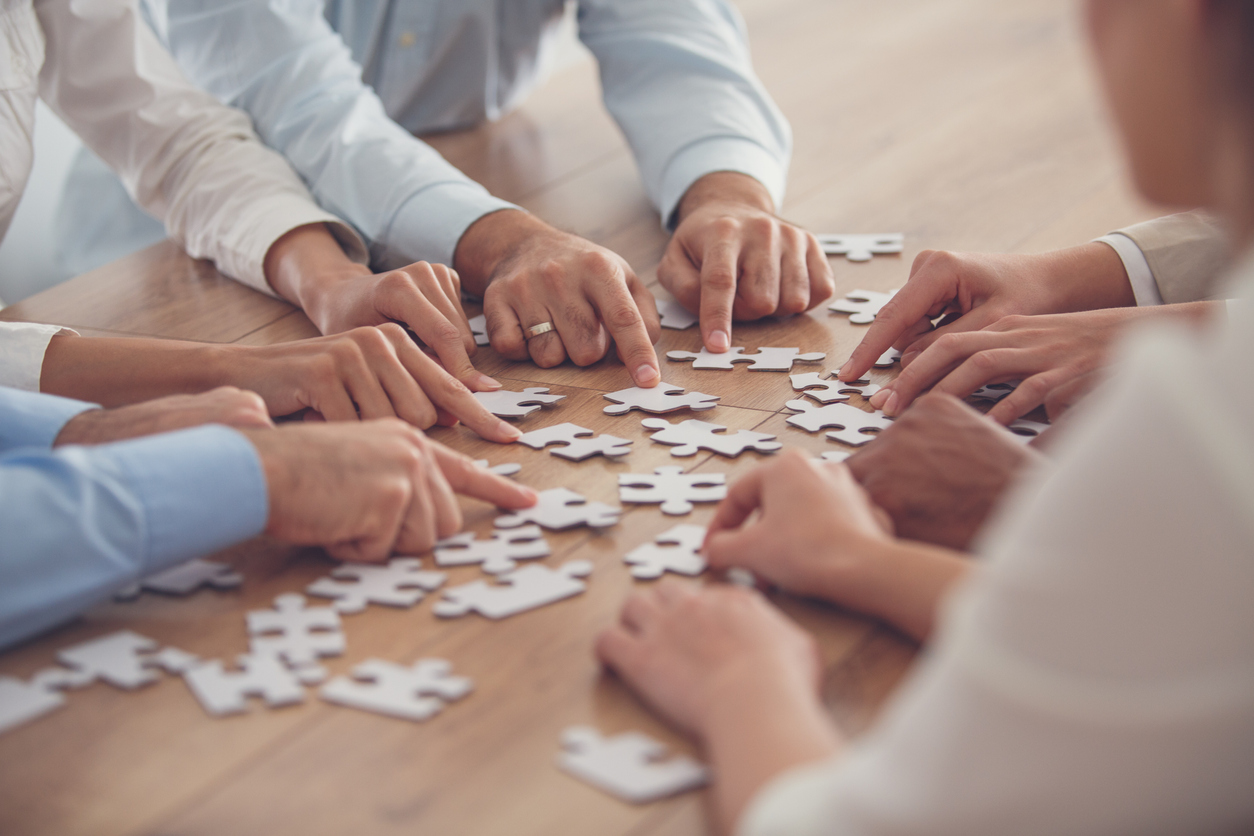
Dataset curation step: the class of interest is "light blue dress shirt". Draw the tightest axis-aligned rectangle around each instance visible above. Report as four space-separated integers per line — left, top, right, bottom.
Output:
0 387 268 651
55 0 791 276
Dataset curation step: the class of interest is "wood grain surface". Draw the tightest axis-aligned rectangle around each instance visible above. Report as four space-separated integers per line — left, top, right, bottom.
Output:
0 1 1158 834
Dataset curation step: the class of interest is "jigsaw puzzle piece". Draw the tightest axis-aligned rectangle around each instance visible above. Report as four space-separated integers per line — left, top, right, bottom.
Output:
874 347 902 368
114 558 242 601
816 450 851 464
517 422 633 461
474 459 521 478
321 658 472 721
433 560 593 619
183 653 306 716
664 347 748 370
816 233 904 262
790 372 881 404
473 387 565 419
618 467 726 515
434 526 551 574
641 418 783 458
53 630 195 690
306 558 446 614
654 296 698 330
741 347 826 372
558 726 710 804
827 288 898 324
623 524 708 579
971 380 1019 401
468 314 491 346
602 384 719 416
247 594 345 667
783 400 893 447
0 676 68 734
494 488 621 531
1007 417 1049 443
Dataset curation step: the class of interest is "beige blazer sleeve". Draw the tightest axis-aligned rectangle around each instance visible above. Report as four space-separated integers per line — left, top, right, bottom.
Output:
1113 211 1231 303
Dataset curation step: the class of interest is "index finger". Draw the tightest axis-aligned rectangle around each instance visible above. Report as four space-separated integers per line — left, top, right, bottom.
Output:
430 443 538 509
588 274 660 388
704 465 767 545
392 289 482 387
698 236 740 353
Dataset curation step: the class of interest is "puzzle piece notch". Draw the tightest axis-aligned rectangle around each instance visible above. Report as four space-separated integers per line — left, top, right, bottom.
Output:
558 726 710 804
1007 417 1049 444
320 658 472 721
789 372 881 404
517 422 634 461
641 418 783 458
602 384 720 416
827 288 898 324
666 347 825 372
817 233 905 262
971 380 1020 401
623 524 708 579
495 488 622 531
655 297 698 330
474 459 521 478
618 467 726 515
434 525 551 574
247 594 345 667
182 653 306 716
783 400 894 447
473 387 565 419
434 560 593 619
468 314 490 346
114 558 242 601
306 558 447 615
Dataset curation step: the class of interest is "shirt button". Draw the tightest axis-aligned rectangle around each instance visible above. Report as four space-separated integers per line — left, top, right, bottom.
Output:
398 31 416 48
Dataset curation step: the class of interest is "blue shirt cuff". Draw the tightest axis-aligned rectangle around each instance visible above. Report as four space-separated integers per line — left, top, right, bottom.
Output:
87 425 269 574
375 181 522 270
0 386 99 452
658 136 789 230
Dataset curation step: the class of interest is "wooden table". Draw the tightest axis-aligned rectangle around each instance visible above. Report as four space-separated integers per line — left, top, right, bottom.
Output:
0 1 1157 833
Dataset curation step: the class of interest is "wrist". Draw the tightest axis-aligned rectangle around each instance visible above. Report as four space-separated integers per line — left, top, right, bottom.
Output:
52 408 105 446
452 209 545 296
263 223 371 317
239 428 283 533
674 171 775 225
1044 241 1137 311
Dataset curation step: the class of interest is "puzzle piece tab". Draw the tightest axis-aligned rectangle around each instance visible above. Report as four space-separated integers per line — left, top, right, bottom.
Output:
434 525 551 574
306 558 446 614
321 658 472 721
623 524 707 579
558 726 710 804
495 488 621 531
654 297 697 330
473 387 565 419
618 467 726 515
641 418 782 458
816 233 904 262
783 400 893 447
247 594 345 668
182 653 306 716
114 558 242 601
666 347 825 372
790 372 881 404
517 422 633 461
827 288 898 324
433 560 593 619
602 384 719 415
874 347 902 368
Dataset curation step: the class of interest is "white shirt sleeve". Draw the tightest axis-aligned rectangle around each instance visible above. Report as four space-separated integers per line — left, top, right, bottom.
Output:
1094 232 1164 306
0 321 77 392
738 263 1254 836
32 0 367 295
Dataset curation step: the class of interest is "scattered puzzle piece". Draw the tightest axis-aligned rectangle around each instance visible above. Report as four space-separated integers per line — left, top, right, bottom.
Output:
623 524 707 579
474 459 521 478
618 467 726 515
783 400 894 447
53 630 196 690
114 558 242 601
321 658 472 721
468 314 490 346
473 387 565 419
495 488 621 531
816 233 904 262
790 372 881 404
306 558 446 614
434 526 551 574
247 594 344 668
602 383 719 415
827 288 898 324
1007 417 1049 444
517 422 633 461
182 653 306 716
433 560 593 619
666 346 825 372
558 726 709 804
0 676 67 734
654 297 697 330
874 347 902 368
641 418 782 458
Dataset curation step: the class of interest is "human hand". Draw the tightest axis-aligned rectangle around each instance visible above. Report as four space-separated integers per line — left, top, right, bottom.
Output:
658 172 834 352
54 387 273 446
838 243 1134 384
244 420 537 562
454 210 662 387
222 325 521 443
846 393 1043 549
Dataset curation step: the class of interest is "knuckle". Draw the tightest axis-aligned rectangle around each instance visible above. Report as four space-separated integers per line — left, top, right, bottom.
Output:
968 351 1002 374
375 321 408 341
428 320 464 348
710 216 740 238
704 268 736 293
578 249 618 276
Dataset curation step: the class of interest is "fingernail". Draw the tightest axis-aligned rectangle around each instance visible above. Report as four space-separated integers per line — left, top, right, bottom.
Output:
499 421 522 441
883 392 900 416
869 388 890 408
635 364 660 387
474 373 502 391
709 330 730 352
837 360 853 380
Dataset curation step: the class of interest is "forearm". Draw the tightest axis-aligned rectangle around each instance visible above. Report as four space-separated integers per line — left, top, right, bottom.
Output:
40 335 234 407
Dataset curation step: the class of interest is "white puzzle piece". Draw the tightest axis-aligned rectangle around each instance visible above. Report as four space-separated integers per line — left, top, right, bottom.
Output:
874 347 902 368
468 314 490 346
817 233 904 262
55 630 195 690
558 726 709 804
1007 417 1049 444
642 418 783 458
655 297 698 330
783 401 894 447
623 524 707 579
0 676 66 734
306 558 446 614
517 422 633 461
434 525 551 574
320 658 472 721
433 560 593 619
495 488 621 531
816 450 851 463
602 383 719 415
474 459 522 478
828 288 898 324
473 387 565 419
182 653 306 716
666 346 825 372
790 372 881 404
618 467 726 515
114 558 242 601
247 594 345 668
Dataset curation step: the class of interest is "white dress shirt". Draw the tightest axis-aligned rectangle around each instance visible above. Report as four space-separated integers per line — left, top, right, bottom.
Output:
739 255 1254 835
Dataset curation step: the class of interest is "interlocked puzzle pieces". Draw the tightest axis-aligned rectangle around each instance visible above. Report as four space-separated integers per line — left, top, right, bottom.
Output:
558 726 710 804
654 296 697 330
790 372 881 404
602 383 719 415
783 401 894 447
434 525 551 574
433 560 593 620
827 288 898 324
247 594 344 669
306 558 446 614
473 387 565 419
666 346 825 372
495 488 621 531
183 653 306 716
623 524 707 579
321 658 472 721
618 467 726 515
816 233 904 262
468 314 490 346
642 418 783 458
517 422 633 461
114 558 242 601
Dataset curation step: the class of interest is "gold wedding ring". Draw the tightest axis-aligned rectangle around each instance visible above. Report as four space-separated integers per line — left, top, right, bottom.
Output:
525 321 555 339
